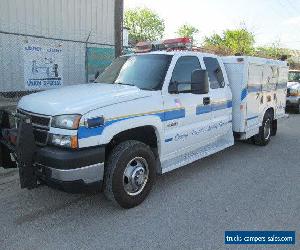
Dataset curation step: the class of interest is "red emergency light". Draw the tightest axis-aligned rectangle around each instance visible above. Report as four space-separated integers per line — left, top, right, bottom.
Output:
134 41 153 53
163 37 192 47
134 37 192 53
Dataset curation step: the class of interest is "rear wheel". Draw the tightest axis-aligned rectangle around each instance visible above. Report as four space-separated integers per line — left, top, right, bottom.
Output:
253 113 273 146
271 119 277 136
103 140 156 209
296 104 300 114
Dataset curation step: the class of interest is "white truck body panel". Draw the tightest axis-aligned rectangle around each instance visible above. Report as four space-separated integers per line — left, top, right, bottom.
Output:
223 56 288 139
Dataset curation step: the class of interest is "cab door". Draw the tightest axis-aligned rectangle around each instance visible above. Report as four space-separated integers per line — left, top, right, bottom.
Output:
161 55 212 161
203 56 233 140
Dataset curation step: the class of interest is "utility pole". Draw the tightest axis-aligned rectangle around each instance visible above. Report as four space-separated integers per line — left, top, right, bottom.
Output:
114 0 124 58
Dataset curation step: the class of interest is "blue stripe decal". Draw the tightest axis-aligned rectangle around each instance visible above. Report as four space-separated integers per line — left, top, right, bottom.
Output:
248 85 262 93
196 100 232 115
78 108 185 139
247 116 258 121
165 138 173 143
196 105 212 115
241 88 248 101
164 109 185 121
242 83 287 101
277 82 287 89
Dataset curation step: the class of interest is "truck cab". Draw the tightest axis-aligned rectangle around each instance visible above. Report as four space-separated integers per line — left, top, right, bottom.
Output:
0 38 288 208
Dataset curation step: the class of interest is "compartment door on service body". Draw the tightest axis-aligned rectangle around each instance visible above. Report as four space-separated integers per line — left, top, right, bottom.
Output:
203 57 233 141
246 64 263 129
162 55 212 159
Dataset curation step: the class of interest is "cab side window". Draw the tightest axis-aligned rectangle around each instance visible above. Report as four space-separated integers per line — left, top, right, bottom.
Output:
203 57 225 89
171 56 201 92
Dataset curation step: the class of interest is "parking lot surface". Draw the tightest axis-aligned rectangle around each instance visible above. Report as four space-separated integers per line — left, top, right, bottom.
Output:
0 115 299 250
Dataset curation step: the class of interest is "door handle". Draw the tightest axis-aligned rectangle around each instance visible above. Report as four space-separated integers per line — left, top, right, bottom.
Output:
203 97 211 105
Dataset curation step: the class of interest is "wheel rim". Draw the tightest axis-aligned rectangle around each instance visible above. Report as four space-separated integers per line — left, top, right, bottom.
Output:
123 157 149 196
264 119 271 140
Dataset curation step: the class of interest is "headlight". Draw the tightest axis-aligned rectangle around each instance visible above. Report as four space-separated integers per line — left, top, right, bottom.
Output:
51 115 81 130
50 134 78 149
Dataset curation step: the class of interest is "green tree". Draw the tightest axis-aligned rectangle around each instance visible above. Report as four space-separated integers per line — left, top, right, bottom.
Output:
124 8 165 44
203 28 255 55
177 24 199 41
256 41 291 60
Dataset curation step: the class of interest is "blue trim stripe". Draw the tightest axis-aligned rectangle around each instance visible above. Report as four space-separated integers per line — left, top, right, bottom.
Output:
165 138 173 143
242 83 287 101
248 85 262 93
78 108 185 139
196 100 232 115
196 105 212 115
164 109 185 121
241 88 248 101
247 116 258 121
277 82 287 89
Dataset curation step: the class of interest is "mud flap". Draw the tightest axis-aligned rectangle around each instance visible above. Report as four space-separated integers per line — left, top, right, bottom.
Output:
16 117 38 189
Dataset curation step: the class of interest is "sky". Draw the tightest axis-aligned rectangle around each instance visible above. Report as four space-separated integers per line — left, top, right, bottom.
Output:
125 0 300 50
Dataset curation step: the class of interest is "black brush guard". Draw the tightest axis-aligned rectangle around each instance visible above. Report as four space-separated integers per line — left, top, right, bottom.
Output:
0 109 38 189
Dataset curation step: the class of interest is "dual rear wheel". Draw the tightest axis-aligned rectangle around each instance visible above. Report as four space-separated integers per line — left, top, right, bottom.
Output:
252 112 275 146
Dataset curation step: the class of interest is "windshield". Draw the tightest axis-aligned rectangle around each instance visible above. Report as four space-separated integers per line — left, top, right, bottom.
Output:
95 54 173 90
288 71 300 82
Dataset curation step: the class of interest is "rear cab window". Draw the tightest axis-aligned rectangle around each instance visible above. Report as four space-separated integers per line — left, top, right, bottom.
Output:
203 57 225 89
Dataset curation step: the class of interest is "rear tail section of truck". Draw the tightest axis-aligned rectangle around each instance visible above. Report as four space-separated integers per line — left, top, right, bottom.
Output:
222 56 288 140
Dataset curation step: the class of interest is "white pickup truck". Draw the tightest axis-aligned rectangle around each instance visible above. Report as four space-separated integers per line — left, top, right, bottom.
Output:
0 40 288 208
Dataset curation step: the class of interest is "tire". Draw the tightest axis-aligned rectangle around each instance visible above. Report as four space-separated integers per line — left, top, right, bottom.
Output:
103 140 156 209
271 119 277 136
296 104 300 114
253 112 273 146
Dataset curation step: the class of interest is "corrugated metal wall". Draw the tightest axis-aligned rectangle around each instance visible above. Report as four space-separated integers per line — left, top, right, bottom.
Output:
0 0 115 93
0 0 115 44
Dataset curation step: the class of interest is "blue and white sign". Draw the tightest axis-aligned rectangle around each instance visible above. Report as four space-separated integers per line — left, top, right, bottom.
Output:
24 44 63 90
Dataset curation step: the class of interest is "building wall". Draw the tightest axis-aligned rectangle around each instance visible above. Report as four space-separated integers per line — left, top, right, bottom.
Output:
0 0 115 44
0 0 115 93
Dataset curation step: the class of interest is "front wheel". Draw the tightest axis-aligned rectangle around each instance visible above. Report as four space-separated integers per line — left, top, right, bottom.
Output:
103 140 156 209
253 113 272 146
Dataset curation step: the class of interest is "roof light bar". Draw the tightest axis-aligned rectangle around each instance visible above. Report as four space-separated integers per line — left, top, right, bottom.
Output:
134 37 192 53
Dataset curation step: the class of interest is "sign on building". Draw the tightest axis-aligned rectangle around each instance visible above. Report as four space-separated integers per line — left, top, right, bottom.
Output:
24 44 63 90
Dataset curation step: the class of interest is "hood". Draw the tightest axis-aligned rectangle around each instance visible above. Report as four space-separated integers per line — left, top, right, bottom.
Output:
18 83 151 116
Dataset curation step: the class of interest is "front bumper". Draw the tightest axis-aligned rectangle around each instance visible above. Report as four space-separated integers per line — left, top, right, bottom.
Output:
36 162 104 193
286 97 300 107
0 110 106 192
35 146 106 190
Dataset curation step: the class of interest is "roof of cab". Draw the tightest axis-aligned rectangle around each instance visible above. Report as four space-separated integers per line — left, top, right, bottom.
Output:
130 50 219 58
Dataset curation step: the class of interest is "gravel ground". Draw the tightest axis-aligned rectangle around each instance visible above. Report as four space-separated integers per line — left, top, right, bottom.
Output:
0 115 299 250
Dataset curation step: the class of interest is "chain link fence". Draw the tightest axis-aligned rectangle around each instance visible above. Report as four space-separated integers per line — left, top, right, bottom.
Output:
0 30 125 109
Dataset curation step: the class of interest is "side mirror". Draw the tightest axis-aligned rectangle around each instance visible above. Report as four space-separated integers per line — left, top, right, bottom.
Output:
191 69 209 94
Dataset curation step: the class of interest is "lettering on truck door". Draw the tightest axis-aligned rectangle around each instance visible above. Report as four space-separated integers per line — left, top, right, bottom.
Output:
161 55 213 160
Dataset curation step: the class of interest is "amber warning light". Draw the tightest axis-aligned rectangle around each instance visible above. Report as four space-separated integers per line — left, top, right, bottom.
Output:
134 37 192 53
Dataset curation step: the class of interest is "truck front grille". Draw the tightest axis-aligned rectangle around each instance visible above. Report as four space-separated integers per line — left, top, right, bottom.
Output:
17 109 51 146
